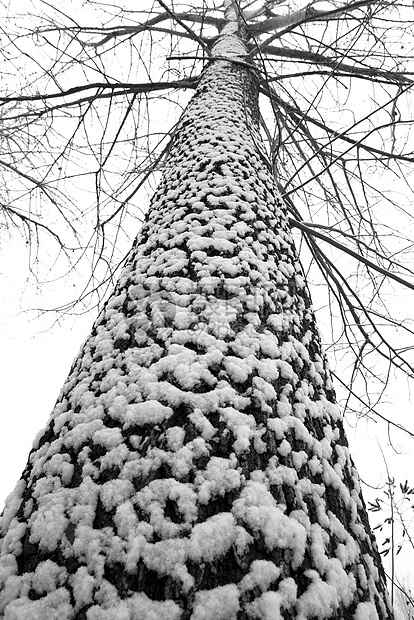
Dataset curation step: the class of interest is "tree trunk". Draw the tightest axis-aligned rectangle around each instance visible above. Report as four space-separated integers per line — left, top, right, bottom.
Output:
0 13 392 620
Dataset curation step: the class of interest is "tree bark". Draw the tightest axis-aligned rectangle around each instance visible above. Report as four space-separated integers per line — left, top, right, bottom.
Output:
0 14 392 620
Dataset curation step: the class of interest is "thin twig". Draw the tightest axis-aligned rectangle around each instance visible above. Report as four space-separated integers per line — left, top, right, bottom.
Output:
290 218 414 291
156 0 211 55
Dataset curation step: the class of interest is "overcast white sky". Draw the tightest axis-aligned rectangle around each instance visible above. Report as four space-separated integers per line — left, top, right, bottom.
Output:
0 266 93 508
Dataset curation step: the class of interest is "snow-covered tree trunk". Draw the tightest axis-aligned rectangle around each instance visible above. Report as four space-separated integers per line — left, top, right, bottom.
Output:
0 8 392 620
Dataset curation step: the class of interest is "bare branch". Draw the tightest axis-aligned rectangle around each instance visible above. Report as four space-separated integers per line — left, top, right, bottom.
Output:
250 0 390 38
74 12 223 48
259 45 413 85
0 78 199 104
155 1 211 55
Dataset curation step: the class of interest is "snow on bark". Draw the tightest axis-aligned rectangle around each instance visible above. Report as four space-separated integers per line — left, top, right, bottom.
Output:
0 27 392 620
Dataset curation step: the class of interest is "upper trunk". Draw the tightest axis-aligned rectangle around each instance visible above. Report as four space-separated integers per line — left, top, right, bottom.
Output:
0 15 392 620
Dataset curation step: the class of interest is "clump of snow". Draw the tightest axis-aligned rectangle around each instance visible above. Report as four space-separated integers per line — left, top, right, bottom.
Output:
223 356 252 383
266 313 283 331
239 560 280 592
246 586 295 620
165 426 186 451
127 593 183 620
354 600 380 620
196 456 241 504
220 407 256 453
100 479 135 511
189 409 216 440
86 602 131 620
0 569 28 613
255 359 279 383
32 560 68 595
2 588 72 620
29 495 69 552
192 584 240 620
99 443 130 471
296 568 346 620
291 450 308 470
123 401 173 428
252 376 277 403
140 538 188 576
232 482 307 567
307 455 322 476
277 439 291 457
63 418 104 451
114 500 140 539
70 566 95 611
0 480 25 532
189 512 247 562
93 426 123 449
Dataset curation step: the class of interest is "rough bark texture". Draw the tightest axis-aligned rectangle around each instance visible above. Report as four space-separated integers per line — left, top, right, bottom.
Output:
0 23 392 620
